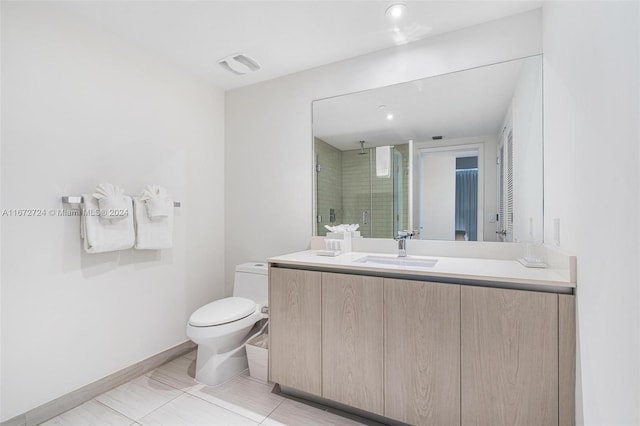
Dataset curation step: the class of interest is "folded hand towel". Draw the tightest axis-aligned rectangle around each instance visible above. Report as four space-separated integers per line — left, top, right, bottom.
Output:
324 224 360 233
140 185 170 219
81 194 135 253
92 183 129 221
133 196 174 250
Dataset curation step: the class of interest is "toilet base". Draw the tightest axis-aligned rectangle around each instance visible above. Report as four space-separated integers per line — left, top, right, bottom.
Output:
194 343 248 386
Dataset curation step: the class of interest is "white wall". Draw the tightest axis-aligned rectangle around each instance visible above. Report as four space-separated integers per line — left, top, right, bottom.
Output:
0 2 225 421
419 153 456 240
413 136 497 242
543 2 640 424
225 9 542 290
512 56 543 243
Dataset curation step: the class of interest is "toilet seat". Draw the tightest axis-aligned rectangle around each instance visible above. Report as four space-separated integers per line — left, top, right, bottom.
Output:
188 297 256 327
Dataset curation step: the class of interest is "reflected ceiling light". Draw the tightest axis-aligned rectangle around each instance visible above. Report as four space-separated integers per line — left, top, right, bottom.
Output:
393 32 408 45
386 113 394 120
386 3 407 19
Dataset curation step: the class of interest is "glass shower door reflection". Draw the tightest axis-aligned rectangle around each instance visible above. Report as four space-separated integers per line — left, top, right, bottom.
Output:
341 148 372 237
314 140 408 239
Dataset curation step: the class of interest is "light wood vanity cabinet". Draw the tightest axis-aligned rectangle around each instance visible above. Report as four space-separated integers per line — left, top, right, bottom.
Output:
384 278 461 425
269 266 575 426
322 272 384 415
461 286 559 426
268 268 322 396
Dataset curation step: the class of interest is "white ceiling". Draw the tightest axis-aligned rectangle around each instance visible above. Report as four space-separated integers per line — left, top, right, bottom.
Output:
313 57 531 151
55 1 542 90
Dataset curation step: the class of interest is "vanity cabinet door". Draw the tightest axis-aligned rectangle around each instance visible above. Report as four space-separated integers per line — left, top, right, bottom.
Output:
269 267 322 396
559 294 576 426
322 272 384 415
461 286 558 426
384 278 461 425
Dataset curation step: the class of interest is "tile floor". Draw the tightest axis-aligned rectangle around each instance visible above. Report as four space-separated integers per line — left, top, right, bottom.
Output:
41 351 377 426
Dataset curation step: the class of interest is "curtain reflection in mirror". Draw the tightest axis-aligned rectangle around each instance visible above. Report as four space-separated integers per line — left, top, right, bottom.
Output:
455 168 478 241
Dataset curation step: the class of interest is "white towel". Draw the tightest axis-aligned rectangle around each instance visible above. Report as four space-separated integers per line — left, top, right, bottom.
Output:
140 185 170 219
92 183 129 221
81 194 135 253
376 146 391 178
133 197 174 250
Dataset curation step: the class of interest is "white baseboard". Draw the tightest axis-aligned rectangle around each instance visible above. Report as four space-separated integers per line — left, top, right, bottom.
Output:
2 340 196 426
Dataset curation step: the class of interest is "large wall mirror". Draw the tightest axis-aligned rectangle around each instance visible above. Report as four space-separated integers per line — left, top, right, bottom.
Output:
313 55 543 243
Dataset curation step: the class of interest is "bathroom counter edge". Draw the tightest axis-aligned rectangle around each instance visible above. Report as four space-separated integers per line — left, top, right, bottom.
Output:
268 250 575 293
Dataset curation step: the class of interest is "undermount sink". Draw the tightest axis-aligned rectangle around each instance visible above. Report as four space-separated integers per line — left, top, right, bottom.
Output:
354 255 438 268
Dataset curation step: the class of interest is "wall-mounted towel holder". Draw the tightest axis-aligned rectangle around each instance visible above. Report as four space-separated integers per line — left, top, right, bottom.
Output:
62 196 181 208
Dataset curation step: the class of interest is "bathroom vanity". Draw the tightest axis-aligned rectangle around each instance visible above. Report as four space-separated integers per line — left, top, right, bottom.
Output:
268 249 576 426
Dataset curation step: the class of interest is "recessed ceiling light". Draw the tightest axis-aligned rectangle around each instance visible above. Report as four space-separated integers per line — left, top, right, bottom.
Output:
393 26 401 33
386 113 394 120
386 3 407 19
378 104 387 109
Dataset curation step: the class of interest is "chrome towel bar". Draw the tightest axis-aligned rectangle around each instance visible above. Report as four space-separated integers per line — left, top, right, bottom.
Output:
61 196 181 208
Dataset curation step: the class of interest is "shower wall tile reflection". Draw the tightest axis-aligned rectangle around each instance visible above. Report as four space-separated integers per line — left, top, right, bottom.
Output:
341 148 372 237
315 138 343 235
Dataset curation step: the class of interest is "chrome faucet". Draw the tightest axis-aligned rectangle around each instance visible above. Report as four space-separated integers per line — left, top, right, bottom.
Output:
394 230 418 257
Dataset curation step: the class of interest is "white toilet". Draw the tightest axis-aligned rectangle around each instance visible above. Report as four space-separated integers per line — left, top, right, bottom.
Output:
186 262 268 386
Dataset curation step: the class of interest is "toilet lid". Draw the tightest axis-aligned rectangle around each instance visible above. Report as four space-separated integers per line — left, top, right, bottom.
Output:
188 297 257 327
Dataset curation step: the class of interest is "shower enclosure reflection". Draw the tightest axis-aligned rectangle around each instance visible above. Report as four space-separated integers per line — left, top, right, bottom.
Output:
315 140 408 238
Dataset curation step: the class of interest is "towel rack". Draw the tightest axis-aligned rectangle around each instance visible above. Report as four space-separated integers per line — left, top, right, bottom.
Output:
62 196 181 208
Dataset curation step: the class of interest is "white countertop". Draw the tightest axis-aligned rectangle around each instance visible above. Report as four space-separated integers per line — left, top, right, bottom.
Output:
268 250 575 292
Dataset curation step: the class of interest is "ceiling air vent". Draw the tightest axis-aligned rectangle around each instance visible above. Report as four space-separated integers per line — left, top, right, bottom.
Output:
218 53 261 76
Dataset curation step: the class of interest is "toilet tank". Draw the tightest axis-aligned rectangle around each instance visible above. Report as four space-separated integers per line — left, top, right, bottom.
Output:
233 262 268 304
